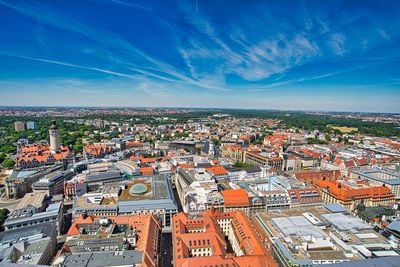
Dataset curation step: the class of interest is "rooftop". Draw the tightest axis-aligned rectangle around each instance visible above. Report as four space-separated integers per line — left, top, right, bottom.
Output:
221 189 250 207
61 251 143 267
16 191 47 210
255 206 395 264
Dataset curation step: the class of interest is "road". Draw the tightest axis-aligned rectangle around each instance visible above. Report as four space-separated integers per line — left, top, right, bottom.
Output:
160 233 173 267
0 198 21 210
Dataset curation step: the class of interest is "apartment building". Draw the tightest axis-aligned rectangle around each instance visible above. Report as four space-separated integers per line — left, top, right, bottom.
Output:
172 210 277 267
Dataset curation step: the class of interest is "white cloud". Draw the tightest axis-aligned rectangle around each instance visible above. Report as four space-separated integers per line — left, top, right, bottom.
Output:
329 33 346 55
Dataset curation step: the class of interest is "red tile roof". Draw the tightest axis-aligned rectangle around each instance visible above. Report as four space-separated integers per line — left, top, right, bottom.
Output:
206 166 228 176
315 179 395 202
222 189 250 207
172 210 277 267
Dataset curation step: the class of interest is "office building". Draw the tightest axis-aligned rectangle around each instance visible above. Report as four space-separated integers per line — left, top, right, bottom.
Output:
26 121 37 130
14 121 26 132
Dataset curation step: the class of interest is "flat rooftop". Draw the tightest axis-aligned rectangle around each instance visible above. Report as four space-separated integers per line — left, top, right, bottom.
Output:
119 180 153 201
61 251 143 267
16 191 47 209
255 206 392 262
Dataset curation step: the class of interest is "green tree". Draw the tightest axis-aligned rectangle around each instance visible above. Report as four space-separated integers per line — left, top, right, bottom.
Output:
234 162 255 168
307 138 328 145
0 153 6 165
0 209 10 230
74 139 84 153
2 159 15 169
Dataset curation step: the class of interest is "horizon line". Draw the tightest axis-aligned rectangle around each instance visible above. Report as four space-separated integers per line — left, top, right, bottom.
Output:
0 105 399 115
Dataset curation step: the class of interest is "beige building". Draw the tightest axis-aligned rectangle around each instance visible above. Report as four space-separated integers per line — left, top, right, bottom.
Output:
14 121 26 132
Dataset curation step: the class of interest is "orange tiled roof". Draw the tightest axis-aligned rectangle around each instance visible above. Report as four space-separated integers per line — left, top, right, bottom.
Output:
315 179 395 202
287 187 323 204
172 210 276 267
295 170 341 182
84 143 114 158
130 155 143 161
140 157 158 163
178 163 194 169
140 166 154 176
206 166 228 176
222 189 250 207
17 144 70 164
125 141 144 147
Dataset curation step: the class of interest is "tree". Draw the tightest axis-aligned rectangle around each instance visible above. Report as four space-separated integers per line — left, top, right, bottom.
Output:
343 137 350 145
252 140 263 145
325 134 332 142
0 209 9 230
307 138 328 145
0 153 5 165
2 158 15 169
234 162 255 168
0 145 16 154
74 139 84 154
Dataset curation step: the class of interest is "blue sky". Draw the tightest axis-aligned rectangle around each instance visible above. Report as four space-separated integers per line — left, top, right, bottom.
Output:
0 0 399 112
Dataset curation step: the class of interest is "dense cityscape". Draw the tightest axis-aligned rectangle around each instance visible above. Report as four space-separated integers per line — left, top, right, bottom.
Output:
0 107 398 266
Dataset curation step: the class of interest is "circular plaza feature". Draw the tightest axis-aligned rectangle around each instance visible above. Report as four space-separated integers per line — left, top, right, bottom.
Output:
129 183 148 195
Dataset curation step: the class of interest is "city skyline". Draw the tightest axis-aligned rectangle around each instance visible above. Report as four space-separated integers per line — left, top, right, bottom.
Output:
0 0 399 112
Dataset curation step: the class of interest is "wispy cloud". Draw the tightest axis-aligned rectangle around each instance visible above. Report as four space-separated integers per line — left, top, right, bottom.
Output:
378 29 390 40
0 0 234 92
329 33 346 55
0 52 140 79
102 0 152 12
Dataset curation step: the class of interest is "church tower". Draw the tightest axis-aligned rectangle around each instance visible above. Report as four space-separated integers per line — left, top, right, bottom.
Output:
49 120 61 153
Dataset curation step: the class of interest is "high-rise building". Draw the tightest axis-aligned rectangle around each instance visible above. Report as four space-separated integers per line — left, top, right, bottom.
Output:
49 120 61 153
26 121 37 130
14 121 26 132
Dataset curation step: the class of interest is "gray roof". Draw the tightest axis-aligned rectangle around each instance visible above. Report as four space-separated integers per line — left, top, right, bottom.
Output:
8 166 63 182
351 168 400 185
0 221 56 244
387 220 400 233
358 205 396 221
0 263 48 267
118 199 178 213
61 251 143 267
86 171 121 183
327 256 400 267
324 204 347 213
271 216 327 238
321 213 371 231
170 140 196 145
43 170 73 183
227 166 262 173
196 162 213 168
5 202 61 227
118 175 177 212
178 169 194 185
